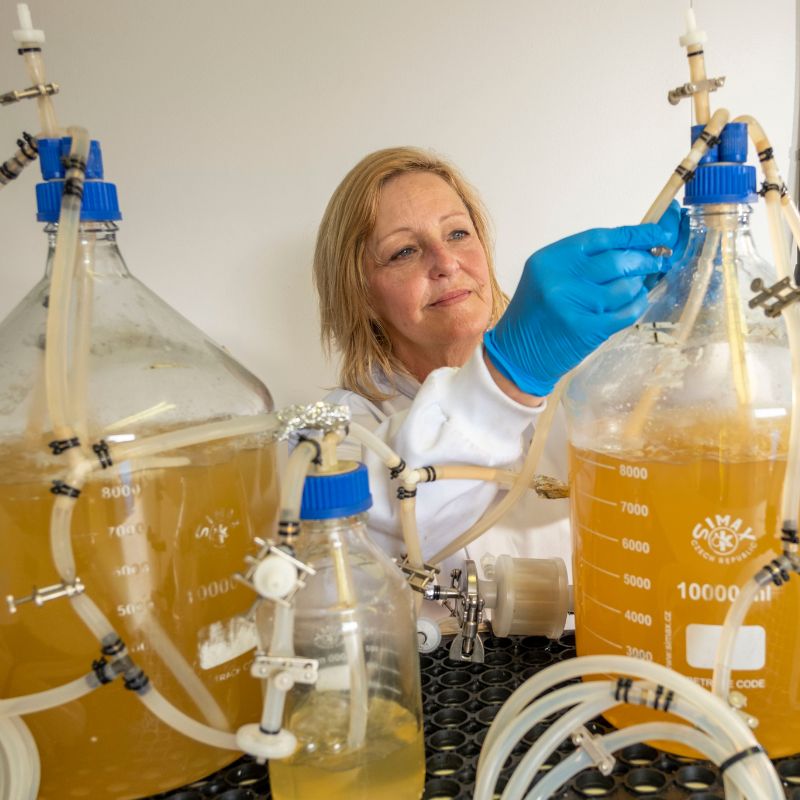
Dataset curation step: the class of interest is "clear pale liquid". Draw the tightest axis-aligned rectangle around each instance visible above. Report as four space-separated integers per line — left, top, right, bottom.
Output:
570 418 800 757
0 438 278 798
269 694 425 800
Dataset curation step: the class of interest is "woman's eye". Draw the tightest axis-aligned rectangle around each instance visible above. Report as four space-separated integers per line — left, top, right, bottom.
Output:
450 229 469 241
390 246 416 261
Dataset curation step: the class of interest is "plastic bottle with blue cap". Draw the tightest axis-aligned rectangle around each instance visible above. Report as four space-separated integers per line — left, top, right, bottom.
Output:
565 121 800 756
268 460 426 800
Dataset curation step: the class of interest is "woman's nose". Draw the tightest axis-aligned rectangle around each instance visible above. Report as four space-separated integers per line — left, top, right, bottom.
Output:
427 242 458 277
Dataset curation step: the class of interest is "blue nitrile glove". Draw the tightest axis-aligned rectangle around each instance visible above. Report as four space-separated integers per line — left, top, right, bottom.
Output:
484 219 676 397
644 201 690 290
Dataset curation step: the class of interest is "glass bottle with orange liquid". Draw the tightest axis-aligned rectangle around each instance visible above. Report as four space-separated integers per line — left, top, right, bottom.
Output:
0 137 279 798
565 122 799 756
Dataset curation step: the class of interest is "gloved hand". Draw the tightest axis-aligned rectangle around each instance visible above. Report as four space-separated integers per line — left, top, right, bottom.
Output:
644 201 690 289
484 210 681 397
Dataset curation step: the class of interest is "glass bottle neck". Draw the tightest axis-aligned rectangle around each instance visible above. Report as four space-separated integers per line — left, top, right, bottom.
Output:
43 221 131 279
683 203 759 264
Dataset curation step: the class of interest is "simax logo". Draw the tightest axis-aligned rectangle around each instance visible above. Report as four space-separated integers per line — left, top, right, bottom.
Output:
691 514 756 564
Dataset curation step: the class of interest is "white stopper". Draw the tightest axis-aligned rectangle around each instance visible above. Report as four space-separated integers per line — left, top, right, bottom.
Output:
236 723 297 760
678 7 707 48
252 555 298 600
13 4 45 44
416 617 442 654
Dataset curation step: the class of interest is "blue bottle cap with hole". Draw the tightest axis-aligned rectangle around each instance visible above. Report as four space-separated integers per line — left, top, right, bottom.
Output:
35 136 121 222
685 123 757 205
300 463 373 520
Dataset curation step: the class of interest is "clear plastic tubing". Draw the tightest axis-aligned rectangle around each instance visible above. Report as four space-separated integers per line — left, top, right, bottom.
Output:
0 674 97 718
506 689 762 800
491 694 618 800
641 109 729 224
16 4 59 137
473 682 605 800
528 724 757 800
480 656 769 779
736 115 800 532
429 376 566 566
280 440 320 522
44 128 89 456
347 421 424 567
111 412 279 462
137 685 239 751
260 603 296 733
330 530 368 749
712 563 786 700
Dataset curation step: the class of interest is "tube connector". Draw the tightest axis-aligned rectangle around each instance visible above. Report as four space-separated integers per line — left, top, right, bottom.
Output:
13 4 44 44
678 8 707 48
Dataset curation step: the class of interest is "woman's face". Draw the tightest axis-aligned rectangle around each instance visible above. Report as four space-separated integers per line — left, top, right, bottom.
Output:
365 171 493 378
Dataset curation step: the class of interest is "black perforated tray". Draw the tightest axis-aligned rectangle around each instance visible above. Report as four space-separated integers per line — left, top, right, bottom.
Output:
148 633 800 799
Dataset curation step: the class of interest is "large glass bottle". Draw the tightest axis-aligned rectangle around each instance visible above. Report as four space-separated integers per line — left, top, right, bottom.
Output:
0 138 279 797
268 462 425 799
565 123 799 756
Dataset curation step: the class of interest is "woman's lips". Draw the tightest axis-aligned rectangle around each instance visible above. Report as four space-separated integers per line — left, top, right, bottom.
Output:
429 289 471 307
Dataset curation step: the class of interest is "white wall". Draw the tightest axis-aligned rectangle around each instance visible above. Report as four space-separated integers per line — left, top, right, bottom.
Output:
0 0 795 408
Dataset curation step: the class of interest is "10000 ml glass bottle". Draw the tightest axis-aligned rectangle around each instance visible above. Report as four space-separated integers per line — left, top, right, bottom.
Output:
0 214 279 797
566 204 800 756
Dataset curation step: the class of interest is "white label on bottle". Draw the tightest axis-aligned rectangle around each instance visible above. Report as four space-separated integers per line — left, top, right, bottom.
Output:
197 617 259 670
685 623 765 670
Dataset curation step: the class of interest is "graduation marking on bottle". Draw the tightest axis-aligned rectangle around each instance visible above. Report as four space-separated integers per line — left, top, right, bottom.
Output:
101 482 141 499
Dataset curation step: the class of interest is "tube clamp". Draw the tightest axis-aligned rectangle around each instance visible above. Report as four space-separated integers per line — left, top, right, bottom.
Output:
250 653 318 685
749 276 800 318
0 81 59 106
396 556 440 594
667 76 725 105
6 577 85 614
571 725 616 775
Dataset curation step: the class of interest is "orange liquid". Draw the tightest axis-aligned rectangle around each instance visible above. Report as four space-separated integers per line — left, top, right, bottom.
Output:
0 438 278 798
570 417 800 757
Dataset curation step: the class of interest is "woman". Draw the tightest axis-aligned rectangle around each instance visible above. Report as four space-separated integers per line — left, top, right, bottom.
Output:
314 146 679 588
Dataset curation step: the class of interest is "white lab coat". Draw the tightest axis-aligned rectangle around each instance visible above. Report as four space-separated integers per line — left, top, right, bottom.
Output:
324 347 572 585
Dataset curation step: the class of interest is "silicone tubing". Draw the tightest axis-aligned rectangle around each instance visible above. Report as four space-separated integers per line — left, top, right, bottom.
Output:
0 674 96 718
737 115 800 534
624 227 722 440
479 656 771 783
642 109 729 225
504 689 763 800
429 376 567 566
473 681 606 800
260 603 296 734
111 413 279 462
527 723 760 800
19 48 58 137
138 685 239 751
280 440 319 522
347 421 416 483
330 531 368 750
44 128 89 456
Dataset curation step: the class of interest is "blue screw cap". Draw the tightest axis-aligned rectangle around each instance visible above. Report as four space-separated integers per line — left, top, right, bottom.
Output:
300 463 373 520
38 137 105 180
35 137 121 222
685 123 757 205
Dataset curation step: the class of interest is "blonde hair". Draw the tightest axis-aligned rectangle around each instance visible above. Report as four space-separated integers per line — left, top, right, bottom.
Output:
313 146 508 404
